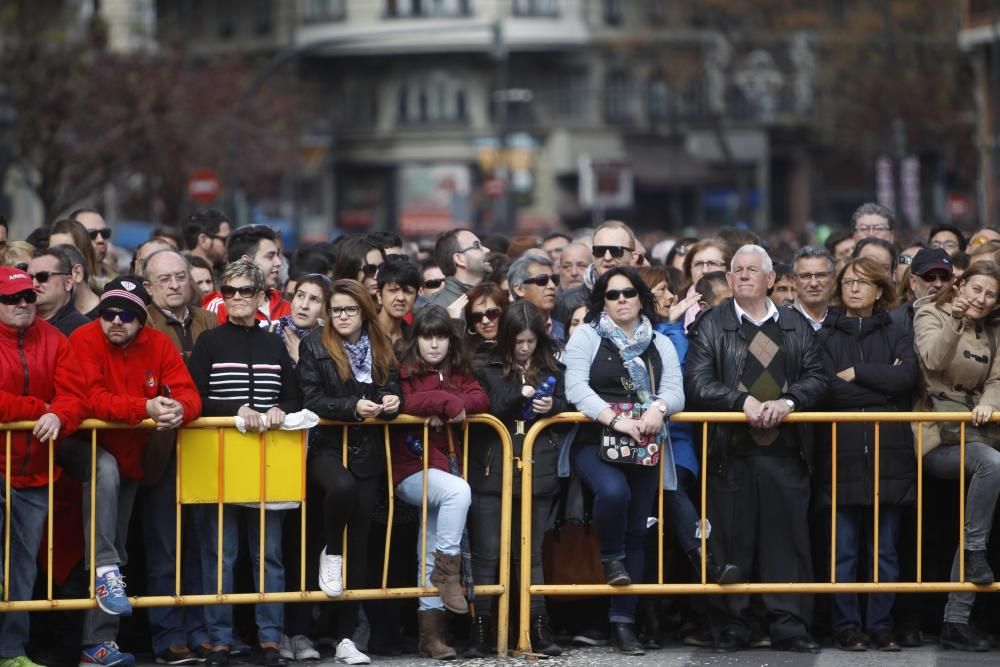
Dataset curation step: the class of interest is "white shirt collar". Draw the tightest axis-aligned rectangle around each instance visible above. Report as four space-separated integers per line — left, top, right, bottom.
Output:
792 300 826 332
733 298 779 326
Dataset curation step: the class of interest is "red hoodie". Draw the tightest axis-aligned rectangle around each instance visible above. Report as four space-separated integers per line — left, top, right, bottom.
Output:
391 366 490 485
0 318 87 488
202 288 291 327
69 321 202 479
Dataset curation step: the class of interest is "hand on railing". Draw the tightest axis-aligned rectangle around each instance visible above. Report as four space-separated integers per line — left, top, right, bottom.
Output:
146 397 184 430
972 403 995 426
33 413 61 441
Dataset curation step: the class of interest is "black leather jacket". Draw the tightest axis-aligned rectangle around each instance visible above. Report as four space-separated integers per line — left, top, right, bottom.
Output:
297 331 402 478
684 299 829 472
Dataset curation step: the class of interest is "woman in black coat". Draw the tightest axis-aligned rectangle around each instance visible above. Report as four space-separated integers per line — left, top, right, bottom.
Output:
296 278 402 664
815 256 918 652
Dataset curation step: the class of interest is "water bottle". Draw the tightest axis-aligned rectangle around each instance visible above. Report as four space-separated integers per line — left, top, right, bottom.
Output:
404 433 423 458
521 375 557 421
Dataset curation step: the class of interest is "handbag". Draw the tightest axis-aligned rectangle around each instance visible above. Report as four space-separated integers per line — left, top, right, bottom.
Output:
599 355 661 466
542 479 602 595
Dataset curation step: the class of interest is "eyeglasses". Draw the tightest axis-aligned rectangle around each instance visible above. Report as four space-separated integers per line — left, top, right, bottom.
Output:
692 259 727 271
605 287 639 301
855 224 891 235
150 272 188 286
0 290 37 306
931 240 960 251
329 305 361 318
917 272 951 283
422 278 445 290
898 254 914 265
521 273 560 288
88 228 112 241
220 284 259 299
592 245 633 259
794 271 833 282
471 307 501 322
455 240 484 254
386 253 410 262
208 234 229 243
842 278 875 290
99 309 138 323
29 271 68 283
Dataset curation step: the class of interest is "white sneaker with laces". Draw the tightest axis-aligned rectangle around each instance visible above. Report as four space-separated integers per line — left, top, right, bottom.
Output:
277 636 294 662
318 547 343 597
334 639 369 665
291 636 319 662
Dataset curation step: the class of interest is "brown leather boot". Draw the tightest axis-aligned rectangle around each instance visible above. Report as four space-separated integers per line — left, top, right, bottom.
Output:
418 609 457 660
430 551 469 614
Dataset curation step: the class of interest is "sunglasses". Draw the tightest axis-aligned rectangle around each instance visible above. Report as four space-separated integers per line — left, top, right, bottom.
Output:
605 288 639 301
422 278 445 290
471 307 502 322
386 253 410 262
99 308 137 323
362 263 382 278
29 271 68 283
521 273 560 288
0 290 37 306
592 245 634 259
88 228 112 241
220 284 259 299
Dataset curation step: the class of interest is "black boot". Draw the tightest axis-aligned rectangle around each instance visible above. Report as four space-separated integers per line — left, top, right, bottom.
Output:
941 622 991 652
530 615 562 657
964 549 994 585
688 547 742 585
462 615 492 658
610 622 644 656
604 559 631 586
638 599 663 650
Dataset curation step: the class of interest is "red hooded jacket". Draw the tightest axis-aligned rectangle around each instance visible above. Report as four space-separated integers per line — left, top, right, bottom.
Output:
69 321 202 480
391 366 490 485
0 318 87 488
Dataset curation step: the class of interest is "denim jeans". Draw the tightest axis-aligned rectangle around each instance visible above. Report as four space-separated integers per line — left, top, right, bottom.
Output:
194 505 286 645
831 505 901 634
396 468 471 612
923 441 1000 623
142 453 208 654
0 485 48 657
665 466 701 555
571 442 658 624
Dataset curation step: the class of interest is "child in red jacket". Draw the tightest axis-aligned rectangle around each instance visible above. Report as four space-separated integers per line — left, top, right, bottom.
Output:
391 305 489 660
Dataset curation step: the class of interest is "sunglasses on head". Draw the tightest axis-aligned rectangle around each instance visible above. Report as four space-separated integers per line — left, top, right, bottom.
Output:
521 273 560 288
422 278 445 290
592 245 633 259
99 308 137 323
605 287 639 301
471 307 502 322
88 228 112 241
220 284 259 299
362 263 382 278
0 290 37 306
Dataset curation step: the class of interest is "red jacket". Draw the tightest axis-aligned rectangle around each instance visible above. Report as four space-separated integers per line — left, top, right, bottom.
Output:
202 289 291 327
391 366 490 485
0 319 87 488
69 321 202 479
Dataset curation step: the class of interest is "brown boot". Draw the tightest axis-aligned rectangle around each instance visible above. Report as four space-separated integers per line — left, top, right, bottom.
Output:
418 609 457 660
430 550 469 614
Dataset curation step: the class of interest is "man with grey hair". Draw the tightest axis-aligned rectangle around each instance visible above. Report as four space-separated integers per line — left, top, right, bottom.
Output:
790 246 837 331
686 244 828 655
508 249 563 339
851 202 895 244
557 243 591 294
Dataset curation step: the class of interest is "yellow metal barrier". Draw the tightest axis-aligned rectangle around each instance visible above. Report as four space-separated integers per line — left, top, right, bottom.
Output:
0 415 514 656
515 410 1000 655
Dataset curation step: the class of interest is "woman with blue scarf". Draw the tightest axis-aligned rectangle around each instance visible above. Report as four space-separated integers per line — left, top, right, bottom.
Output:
563 266 684 655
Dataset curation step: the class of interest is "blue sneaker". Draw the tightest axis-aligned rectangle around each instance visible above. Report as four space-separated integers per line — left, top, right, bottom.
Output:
79 642 135 667
94 568 131 616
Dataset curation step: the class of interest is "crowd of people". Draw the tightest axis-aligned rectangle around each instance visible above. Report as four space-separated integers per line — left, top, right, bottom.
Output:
2 204 1000 666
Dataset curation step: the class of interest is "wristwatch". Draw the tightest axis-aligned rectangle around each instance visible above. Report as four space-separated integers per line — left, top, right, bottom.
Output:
783 398 796 411
653 400 668 414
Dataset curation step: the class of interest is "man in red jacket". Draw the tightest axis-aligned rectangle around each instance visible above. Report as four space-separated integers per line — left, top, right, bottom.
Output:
65 277 201 667
0 266 87 667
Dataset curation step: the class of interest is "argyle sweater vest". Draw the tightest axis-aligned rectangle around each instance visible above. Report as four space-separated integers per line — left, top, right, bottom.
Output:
732 316 795 455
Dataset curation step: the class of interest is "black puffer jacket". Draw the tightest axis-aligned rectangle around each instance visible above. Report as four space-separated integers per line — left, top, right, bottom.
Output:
297 331 402 478
470 357 567 497
815 310 918 507
684 300 830 472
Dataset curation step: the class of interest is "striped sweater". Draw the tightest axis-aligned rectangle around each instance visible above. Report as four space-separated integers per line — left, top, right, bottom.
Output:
188 321 302 416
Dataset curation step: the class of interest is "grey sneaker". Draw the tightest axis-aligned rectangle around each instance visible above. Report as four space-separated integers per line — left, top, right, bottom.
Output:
290 636 319 662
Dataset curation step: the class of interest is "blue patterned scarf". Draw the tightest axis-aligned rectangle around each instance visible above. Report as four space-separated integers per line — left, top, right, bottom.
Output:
343 328 373 382
594 311 655 407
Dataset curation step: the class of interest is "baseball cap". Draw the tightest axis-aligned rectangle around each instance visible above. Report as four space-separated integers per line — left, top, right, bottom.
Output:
0 266 34 296
910 248 953 278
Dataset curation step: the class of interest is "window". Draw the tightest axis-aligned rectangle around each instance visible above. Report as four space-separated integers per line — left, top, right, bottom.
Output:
647 75 670 122
604 69 634 124
512 0 558 17
252 0 272 35
217 0 236 38
555 68 589 120
397 70 468 125
300 0 346 23
603 0 623 25
386 0 472 18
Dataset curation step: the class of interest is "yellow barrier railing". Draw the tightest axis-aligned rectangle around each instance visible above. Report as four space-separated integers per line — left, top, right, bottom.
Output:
0 414 514 656
515 410 999 655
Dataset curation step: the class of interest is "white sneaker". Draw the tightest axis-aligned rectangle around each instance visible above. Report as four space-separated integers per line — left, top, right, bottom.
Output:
277 635 294 661
334 639 370 665
318 547 343 597
291 635 319 662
